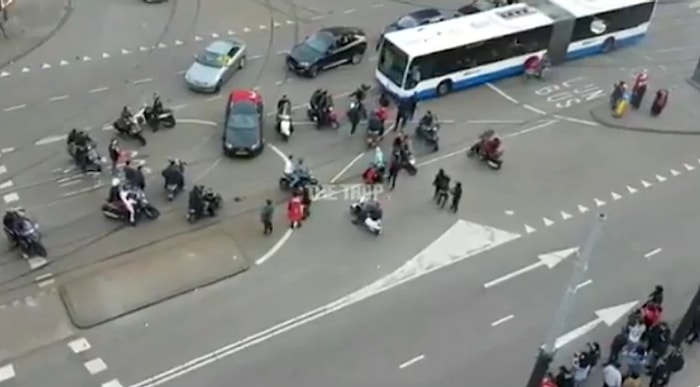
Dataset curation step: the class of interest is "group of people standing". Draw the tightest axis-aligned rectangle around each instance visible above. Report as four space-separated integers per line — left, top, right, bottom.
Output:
610 70 669 118
432 169 462 213
541 285 698 387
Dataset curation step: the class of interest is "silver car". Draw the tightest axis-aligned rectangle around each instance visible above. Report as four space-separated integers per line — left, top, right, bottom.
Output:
184 39 247 93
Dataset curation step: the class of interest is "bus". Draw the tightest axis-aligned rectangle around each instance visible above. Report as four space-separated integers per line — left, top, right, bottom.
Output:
375 0 658 100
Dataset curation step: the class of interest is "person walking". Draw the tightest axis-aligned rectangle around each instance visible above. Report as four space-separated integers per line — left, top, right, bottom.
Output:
387 160 399 190
436 174 451 209
450 182 462 213
348 104 360 135
602 362 622 387
261 199 274 235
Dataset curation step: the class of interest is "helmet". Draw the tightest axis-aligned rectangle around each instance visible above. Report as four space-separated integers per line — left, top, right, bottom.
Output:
361 83 370 91
111 178 120 187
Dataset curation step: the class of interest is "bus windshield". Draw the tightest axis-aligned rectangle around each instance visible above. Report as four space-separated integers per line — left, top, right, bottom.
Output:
377 40 409 87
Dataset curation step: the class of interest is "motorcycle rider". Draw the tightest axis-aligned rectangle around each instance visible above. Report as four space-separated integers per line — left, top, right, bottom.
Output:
107 178 121 203
152 93 164 115
108 139 120 174
3 209 21 246
122 160 137 185
419 110 436 129
290 158 310 189
277 94 291 114
120 183 138 224
481 136 502 162
188 185 205 219
349 83 371 118
310 89 325 119
367 110 385 138
161 159 185 192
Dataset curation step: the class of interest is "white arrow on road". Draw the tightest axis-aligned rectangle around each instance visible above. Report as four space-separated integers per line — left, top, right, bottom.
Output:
554 300 638 350
483 247 579 288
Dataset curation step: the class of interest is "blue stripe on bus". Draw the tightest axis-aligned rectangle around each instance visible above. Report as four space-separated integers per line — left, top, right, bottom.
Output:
382 33 646 101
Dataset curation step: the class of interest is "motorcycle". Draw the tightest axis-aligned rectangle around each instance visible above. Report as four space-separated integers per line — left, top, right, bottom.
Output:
467 141 503 170
68 142 102 173
524 59 548 81
186 189 222 223
279 173 319 192
164 161 186 201
393 147 417 176
144 105 176 131
308 106 340 129
349 202 382 235
276 113 293 141
113 116 147 146
101 189 160 225
415 122 440 152
5 220 48 258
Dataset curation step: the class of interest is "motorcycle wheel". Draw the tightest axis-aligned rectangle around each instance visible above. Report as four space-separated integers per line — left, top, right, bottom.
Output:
279 177 290 191
405 163 418 176
186 212 197 224
33 242 48 258
331 120 340 130
144 205 160 219
488 160 503 170
162 116 176 128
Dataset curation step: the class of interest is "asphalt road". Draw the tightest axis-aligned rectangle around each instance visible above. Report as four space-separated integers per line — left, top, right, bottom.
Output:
86 148 700 387
2 0 700 386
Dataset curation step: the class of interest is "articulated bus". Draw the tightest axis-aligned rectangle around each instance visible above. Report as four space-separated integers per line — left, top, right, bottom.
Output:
375 0 658 99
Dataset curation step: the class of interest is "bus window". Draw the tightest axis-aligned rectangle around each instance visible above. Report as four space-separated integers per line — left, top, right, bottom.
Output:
571 2 655 42
377 40 410 87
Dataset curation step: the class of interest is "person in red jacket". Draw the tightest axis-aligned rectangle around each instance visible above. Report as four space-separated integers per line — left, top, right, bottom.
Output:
287 193 304 229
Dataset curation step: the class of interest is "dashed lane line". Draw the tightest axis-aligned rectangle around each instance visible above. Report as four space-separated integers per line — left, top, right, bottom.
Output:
0 364 15 383
0 3 391 79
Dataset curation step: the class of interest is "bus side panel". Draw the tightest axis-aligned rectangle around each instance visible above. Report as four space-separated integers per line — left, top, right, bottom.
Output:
412 52 546 100
548 19 575 65
566 24 648 61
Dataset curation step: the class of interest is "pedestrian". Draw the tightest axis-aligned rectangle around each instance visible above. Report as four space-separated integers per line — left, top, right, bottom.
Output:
436 174 450 209
621 371 641 387
433 169 447 198
108 139 120 175
554 365 574 387
450 182 462 213
572 352 590 387
624 346 647 376
586 342 601 369
610 81 625 110
301 186 312 219
123 160 137 185
649 359 671 387
395 93 418 130
602 361 622 387
609 332 627 363
348 105 360 135
685 309 700 344
648 285 664 306
133 165 146 190
261 199 274 235
646 322 670 369
625 319 645 352
387 160 399 190
287 194 303 229
650 88 668 117
630 70 648 109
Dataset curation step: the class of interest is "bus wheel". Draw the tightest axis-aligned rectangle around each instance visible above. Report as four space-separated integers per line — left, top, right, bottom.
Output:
602 38 616 53
436 80 452 97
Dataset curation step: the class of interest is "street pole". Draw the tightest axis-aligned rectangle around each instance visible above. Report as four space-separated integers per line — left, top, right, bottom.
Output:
525 213 607 387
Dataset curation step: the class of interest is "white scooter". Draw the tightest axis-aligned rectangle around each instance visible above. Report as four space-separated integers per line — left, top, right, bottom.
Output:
349 201 382 235
277 114 293 141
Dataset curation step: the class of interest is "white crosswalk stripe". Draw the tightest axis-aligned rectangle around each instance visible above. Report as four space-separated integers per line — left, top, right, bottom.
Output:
690 0 700 8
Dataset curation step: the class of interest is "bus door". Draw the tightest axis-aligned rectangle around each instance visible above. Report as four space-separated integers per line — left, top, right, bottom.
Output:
547 18 575 65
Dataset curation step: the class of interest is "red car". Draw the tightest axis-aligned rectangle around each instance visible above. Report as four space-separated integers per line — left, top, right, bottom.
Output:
223 89 264 157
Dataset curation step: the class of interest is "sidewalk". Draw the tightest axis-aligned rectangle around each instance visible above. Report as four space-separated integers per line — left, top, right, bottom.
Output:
589 81 700 135
0 0 72 68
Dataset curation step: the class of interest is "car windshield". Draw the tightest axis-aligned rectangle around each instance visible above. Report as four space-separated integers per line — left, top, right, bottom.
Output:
377 40 409 87
228 102 259 130
196 50 225 68
396 16 418 29
303 32 333 53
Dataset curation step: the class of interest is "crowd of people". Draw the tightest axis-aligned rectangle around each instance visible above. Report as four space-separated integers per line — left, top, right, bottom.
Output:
541 286 700 387
610 71 669 118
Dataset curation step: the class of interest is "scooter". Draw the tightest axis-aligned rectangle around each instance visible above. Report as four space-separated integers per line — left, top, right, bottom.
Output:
467 142 503 170
113 116 147 146
349 203 382 235
415 122 440 152
187 190 222 223
102 191 160 225
144 105 176 131
277 114 293 141
5 220 48 258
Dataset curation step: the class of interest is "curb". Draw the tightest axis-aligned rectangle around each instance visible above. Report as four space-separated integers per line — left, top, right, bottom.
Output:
0 0 74 69
589 106 700 136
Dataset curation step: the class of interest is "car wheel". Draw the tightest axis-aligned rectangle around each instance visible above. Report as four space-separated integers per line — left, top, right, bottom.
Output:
308 65 319 78
214 81 222 93
239 56 246 69
350 53 363 65
602 37 616 53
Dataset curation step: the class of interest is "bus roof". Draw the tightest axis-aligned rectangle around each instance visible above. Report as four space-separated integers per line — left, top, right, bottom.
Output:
548 0 655 18
384 4 554 58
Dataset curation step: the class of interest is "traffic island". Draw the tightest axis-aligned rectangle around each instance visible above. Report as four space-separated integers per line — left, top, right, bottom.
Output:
59 228 250 329
589 83 700 135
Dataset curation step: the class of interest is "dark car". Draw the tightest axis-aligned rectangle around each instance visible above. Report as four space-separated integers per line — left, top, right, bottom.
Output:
378 8 462 48
286 27 367 77
223 90 264 157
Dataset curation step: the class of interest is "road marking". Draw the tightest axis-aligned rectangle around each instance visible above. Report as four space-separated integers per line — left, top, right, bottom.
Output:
84 358 108 375
256 228 293 265
21 67 30 73
524 224 536 233
3 192 19 203
491 314 514 327
3 104 26 112
34 273 56 288
371 3 384 7
103 380 124 387
132 78 153 85
485 83 519 104
49 95 69 102
0 364 15 382
41 63 51 69
27 257 48 270
89 86 110 93
205 95 221 102
611 192 622 200
398 354 425 369
83 56 92 61
575 279 592 292
553 115 599 126
523 104 546 115
311 15 324 20
0 165 5 175
644 248 662 259
0 71 9 77
577 204 589 213
543 217 554 226
68 337 92 353
35 134 67 146
0 180 13 190
330 152 365 183
343 9 356 14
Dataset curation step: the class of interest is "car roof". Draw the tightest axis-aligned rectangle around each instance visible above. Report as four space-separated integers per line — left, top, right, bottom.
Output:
319 26 365 37
206 40 237 54
230 89 262 105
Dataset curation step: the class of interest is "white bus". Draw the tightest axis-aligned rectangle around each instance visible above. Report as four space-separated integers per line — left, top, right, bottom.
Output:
375 0 657 100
